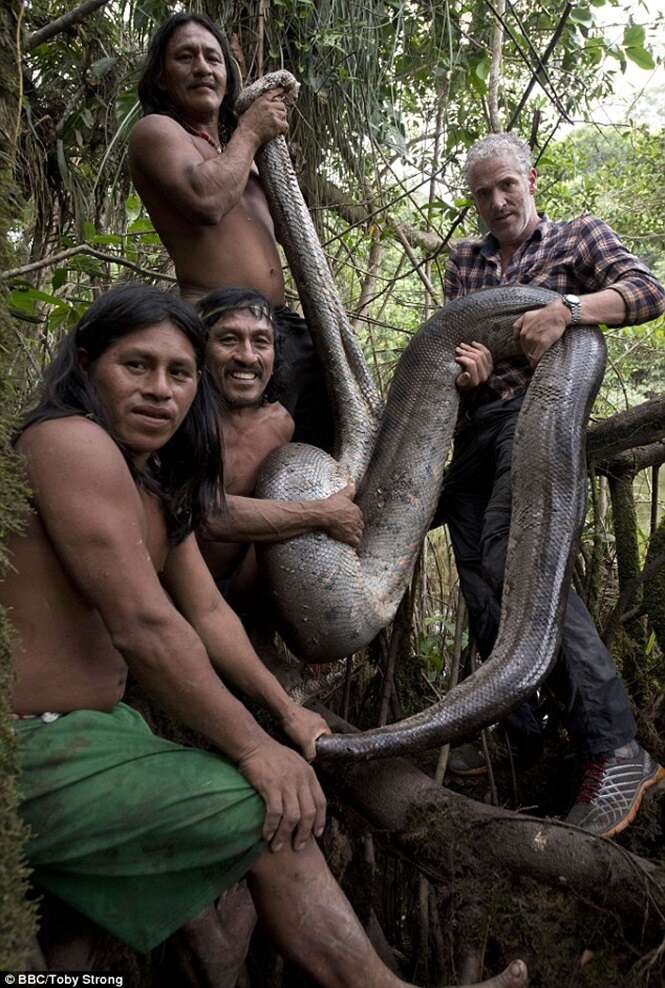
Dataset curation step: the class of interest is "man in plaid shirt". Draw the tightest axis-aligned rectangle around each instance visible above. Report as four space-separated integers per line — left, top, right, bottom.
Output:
438 132 665 838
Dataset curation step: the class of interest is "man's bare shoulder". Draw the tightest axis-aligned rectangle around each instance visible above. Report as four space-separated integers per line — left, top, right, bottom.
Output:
129 114 194 161
19 417 136 496
20 414 117 456
261 401 294 443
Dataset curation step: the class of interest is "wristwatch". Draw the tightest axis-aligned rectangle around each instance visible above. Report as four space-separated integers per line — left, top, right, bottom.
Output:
561 293 582 325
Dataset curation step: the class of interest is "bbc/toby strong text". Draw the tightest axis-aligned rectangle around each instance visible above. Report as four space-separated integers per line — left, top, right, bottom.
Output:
3 975 124 986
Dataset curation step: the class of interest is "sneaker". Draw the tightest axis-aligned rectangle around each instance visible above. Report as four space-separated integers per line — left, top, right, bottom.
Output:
565 741 665 838
448 742 488 776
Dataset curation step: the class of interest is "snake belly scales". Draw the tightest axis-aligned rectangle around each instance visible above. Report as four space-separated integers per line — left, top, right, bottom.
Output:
236 72 607 761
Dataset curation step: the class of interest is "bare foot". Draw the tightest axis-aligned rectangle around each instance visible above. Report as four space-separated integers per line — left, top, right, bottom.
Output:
452 959 528 987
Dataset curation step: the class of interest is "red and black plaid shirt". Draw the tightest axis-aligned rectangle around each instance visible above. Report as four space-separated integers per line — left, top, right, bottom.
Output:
445 213 665 403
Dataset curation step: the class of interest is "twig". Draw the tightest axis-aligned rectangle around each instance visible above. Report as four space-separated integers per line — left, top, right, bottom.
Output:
342 655 353 722
506 2 573 131
379 609 402 727
26 0 112 50
255 0 268 77
416 874 430 983
391 224 440 307
1 244 177 284
651 465 660 538
14 2 25 159
484 0 572 123
472 646 499 805
602 548 665 648
11 325 41 377
435 591 466 785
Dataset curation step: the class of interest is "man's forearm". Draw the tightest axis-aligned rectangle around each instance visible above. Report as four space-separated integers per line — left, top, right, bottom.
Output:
207 494 329 543
187 123 261 222
576 288 627 327
118 610 274 760
193 599 294 722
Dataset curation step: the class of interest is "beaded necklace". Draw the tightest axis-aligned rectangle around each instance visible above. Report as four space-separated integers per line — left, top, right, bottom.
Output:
182 121 223 154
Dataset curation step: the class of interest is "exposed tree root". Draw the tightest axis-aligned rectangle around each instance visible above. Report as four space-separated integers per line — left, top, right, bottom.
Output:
311 704 665 942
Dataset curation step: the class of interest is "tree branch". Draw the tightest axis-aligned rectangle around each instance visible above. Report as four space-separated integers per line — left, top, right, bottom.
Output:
1 244 176 284
506 2 573 131
483 0 572 123
596 441 665 481
602 545 665 648
26 0 112 50
316 178 445 254
488 0 505 132
391 224 440 305
587 398 665 464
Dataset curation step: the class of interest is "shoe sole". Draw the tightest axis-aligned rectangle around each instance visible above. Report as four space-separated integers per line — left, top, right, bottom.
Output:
599 764 665 839
450 765 488 777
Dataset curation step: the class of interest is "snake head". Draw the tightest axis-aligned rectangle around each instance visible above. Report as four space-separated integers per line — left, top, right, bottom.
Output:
235 70 300 115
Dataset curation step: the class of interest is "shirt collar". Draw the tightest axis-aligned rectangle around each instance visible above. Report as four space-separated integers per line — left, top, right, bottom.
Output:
479 212 550 260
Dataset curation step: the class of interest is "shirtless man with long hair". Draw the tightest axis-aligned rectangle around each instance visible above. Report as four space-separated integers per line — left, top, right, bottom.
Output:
6 283 527 988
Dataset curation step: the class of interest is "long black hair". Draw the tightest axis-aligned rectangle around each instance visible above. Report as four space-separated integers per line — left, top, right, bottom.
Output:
18 284 223 545
197 286 289 405
137 12 241 145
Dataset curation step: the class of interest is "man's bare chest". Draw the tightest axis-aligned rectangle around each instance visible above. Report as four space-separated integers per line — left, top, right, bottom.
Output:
222 417 286 496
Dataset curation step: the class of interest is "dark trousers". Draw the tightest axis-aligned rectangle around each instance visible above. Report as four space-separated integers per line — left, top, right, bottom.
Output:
274 306 334 452
434 393 635 757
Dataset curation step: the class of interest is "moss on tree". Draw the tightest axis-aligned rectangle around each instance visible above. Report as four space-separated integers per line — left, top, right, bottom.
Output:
644 513 665 658
0 0 38 968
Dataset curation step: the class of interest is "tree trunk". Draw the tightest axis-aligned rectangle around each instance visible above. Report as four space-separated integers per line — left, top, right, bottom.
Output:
0 0 38 968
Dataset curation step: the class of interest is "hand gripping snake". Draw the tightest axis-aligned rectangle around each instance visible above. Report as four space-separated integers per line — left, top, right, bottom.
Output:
236 72 607 761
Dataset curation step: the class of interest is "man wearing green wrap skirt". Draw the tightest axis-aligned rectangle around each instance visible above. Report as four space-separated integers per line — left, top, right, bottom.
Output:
5 284 528 988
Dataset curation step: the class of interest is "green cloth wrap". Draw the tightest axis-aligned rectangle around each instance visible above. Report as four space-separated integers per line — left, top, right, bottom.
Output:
15 703 266 952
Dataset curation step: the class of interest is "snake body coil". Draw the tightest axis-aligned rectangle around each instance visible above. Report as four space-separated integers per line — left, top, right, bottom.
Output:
238 72 607 760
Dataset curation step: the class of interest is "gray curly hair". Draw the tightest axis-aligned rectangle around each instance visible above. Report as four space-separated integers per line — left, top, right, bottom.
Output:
464 133 533 185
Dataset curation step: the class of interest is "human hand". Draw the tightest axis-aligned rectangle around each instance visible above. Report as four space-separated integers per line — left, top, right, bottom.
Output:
321 481 364 548
455 341 493 391
237 87 288 145
279 703 331 761
238 737 327 851
513 300 569 368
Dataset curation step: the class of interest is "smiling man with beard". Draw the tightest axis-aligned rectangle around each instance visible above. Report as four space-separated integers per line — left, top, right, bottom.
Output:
197 288 362 606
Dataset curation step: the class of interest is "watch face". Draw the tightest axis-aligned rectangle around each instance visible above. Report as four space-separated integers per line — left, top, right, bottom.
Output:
565 294 580 304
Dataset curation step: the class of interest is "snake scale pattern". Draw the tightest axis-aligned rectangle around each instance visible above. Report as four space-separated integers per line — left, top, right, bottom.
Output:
236 72 607 760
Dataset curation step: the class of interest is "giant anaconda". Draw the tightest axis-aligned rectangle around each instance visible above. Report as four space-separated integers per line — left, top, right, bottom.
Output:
236 72 607 760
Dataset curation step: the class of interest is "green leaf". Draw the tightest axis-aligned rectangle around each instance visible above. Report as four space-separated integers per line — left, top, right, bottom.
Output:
475 57 490 82
625 46 655 70
7 287 67 312
51 268 67 290
91 233 123 246
91 56 117 79
128 217 156 235
83 220 96 241
570 5 593 24
623 24 646 48
467 69 487 98
69 255 104 276
585 41 604 66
